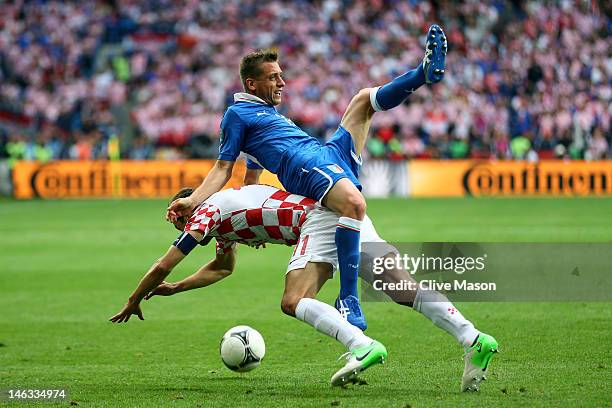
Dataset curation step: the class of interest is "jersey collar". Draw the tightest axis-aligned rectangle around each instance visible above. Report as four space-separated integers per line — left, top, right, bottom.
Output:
234 92 271 105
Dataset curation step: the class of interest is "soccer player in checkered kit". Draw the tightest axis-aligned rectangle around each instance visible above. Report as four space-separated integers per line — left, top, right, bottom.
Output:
111 185 498 391
166 26 450 332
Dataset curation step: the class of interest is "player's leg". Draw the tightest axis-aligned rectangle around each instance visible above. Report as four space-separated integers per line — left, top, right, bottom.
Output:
341 24 448 155
318 25 448 329
410 283 498 392
339 88 375 156
361 249 479 346
280 262 387 386
322 179 367 330
280 262 370 350
372 24 447 109
360 239 498 392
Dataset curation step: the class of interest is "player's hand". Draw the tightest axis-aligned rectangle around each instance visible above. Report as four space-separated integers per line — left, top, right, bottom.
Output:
144 282 178 299
166 197 195 223
109 301 144 323
253 243 266 249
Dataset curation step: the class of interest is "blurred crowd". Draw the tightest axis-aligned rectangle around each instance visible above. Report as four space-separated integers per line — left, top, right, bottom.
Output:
0 0 610 164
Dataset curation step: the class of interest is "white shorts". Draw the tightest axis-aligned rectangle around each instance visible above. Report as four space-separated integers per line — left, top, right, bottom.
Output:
286 208 397 274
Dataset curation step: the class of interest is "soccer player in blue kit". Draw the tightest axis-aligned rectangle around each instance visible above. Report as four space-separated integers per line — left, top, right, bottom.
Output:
167 25 448 331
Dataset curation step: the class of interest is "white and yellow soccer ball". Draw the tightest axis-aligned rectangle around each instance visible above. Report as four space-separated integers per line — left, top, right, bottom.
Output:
219 325 265 372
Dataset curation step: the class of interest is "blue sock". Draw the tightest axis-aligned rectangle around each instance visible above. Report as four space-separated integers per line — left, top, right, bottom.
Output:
335 217 362 298
371 64 426 111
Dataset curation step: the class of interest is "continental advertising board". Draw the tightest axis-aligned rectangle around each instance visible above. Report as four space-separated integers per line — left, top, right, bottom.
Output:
409 160 612 197
12 160 282 199
10 159 612 199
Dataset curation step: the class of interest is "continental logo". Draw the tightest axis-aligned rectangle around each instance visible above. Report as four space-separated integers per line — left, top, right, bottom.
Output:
462 162 612 196
12 160 282 199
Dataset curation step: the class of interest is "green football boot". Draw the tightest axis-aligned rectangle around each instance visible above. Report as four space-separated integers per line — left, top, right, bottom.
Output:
331 340 387 386
461 333 499 392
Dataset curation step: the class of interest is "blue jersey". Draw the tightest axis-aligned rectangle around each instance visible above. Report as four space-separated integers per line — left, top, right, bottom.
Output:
218 93 322 172
218 92 362 201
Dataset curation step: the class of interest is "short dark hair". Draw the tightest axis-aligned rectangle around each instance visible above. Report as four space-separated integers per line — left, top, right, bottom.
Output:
239 49 279 89
169 187 194 206
169 188 194 231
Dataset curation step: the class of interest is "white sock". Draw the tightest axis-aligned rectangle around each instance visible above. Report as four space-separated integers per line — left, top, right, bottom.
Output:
295 298 372 350
413 289 479 348
369 86 384 112
337 216 362 230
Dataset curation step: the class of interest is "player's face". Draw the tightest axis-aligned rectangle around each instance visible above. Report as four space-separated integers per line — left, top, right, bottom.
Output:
173 216 187 231
253 62 285 106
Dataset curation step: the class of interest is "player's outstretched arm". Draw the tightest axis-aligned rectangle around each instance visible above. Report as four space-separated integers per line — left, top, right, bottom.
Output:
145 249 237 299
166 160 235 222
109 245 187 323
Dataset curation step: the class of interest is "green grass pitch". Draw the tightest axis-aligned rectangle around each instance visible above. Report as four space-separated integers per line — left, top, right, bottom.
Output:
1 197 611 407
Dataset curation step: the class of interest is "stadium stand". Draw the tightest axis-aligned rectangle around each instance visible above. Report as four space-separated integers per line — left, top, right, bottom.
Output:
0 0 609 163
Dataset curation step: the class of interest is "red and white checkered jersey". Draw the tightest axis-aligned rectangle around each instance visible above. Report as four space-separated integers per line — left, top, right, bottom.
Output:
184 185 318 253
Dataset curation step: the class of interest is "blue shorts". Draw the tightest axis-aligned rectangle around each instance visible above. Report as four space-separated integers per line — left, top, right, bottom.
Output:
278 126 362 202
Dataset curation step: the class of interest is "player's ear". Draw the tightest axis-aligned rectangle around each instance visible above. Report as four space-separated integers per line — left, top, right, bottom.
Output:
245 78 257 92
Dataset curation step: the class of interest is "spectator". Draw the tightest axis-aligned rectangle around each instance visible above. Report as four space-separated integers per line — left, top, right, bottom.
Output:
0 0 608 161
510 134 531 160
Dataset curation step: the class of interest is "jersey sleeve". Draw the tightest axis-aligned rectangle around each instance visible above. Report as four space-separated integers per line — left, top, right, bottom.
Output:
218 108 245 162
246 157 263 170
185 204 222 237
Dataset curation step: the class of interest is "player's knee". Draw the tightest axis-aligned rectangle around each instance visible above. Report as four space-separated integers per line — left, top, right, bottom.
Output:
355 88 372 104
280 294 301 317
341 193 367 219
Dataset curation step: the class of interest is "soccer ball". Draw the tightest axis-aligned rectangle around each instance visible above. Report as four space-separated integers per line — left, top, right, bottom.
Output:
219 325 265 372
